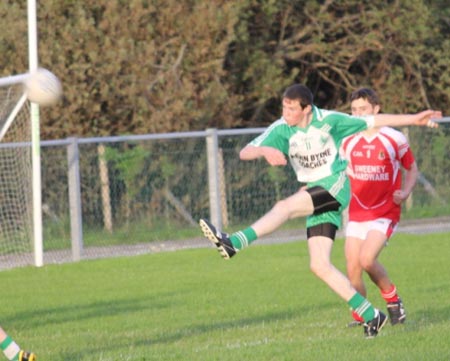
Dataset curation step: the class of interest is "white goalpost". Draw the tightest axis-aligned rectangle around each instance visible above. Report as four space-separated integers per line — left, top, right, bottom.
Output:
0 0 43 268
28 0 44 267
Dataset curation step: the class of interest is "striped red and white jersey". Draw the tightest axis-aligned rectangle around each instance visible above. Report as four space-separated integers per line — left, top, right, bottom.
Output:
341 127 415 222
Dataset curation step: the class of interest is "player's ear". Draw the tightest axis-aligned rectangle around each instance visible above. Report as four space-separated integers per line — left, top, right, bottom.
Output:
374 105 381 114
303 104 312 113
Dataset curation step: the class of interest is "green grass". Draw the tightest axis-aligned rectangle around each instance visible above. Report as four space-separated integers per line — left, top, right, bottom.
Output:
1 232 450 360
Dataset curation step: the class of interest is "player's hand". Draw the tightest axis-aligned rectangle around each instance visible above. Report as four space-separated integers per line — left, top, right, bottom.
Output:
262 147 287 166
413 110 442 128
393 190 408 205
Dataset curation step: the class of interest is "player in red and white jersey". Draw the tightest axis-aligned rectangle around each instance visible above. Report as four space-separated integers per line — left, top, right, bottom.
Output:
343 123 416 223
341 88 418 328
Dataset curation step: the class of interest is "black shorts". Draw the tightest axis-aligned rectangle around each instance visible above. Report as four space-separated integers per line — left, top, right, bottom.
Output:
305 186 340 239
305 185 341 215
307 222 338 240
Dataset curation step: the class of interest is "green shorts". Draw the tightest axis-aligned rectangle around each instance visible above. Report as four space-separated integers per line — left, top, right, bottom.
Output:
305 172 350 229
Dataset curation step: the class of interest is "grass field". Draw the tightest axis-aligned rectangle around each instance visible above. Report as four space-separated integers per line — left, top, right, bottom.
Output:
1 232 450 360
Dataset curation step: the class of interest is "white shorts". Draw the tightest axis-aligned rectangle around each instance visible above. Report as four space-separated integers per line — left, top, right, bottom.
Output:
346 218 397 240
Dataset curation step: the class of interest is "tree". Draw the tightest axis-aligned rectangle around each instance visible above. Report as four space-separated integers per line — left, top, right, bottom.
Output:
223 0 449 124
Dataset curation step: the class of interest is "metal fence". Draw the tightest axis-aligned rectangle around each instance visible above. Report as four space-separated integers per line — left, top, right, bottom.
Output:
40 128 289 267
1 128 450 270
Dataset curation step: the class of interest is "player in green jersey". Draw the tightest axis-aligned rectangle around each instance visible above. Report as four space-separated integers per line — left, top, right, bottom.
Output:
199 84 441 338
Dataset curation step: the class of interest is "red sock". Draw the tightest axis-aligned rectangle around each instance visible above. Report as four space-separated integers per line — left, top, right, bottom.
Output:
351 310 364 323
381 284 399 303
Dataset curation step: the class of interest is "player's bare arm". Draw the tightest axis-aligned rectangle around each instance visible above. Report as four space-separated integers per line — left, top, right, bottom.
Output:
240 144 288 166
393 161 419 205
373 110 442 128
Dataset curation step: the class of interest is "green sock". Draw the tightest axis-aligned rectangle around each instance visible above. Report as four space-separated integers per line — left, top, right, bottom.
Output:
0 336 20 361
348 292 376 323
230 227 257 250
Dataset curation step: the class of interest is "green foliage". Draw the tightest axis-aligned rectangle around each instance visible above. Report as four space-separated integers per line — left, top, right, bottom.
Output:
267 166 289 201
2 1 244 136
104 144 149 198
2 233 450 360
1 1 448 137
408 127 450 204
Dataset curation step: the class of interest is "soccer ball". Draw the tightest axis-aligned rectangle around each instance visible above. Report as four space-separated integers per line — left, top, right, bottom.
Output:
25 68 62 106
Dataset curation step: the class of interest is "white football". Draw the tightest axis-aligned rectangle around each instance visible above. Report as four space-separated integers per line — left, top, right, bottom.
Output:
25 68 62 106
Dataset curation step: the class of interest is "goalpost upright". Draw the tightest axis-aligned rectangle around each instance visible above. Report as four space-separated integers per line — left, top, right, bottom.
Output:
0 1 58 268
28 0 44 267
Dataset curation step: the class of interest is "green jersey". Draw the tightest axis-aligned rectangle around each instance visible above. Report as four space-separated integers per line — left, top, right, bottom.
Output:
250 106 374 183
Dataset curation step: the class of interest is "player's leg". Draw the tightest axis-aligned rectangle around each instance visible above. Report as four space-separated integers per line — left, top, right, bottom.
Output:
345 236 367 296
199 171 350 258
359 229 391 290
308 233 357 300
200 169 350 257
0 327 36 361
251 188 314 235
361 220 406 325
307 224 387 338
199 188 315 259
236 185 340 248
199 183 343 259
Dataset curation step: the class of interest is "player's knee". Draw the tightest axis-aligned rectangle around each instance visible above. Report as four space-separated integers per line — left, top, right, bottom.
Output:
272 199 292 216
346 256 362 270
310 259 332 279
359 255 376 271
347 265 363 282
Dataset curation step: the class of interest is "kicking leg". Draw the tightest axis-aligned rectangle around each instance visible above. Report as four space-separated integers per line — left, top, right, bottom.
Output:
251 189 314 237
199 189 314 259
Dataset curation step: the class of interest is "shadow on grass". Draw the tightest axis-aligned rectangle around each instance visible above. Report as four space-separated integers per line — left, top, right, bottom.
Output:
405 304 450 330
2 291 182 329
59 302 335 360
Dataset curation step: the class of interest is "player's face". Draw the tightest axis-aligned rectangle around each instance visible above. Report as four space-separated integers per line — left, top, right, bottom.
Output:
282 98 310 126
351 98 380 116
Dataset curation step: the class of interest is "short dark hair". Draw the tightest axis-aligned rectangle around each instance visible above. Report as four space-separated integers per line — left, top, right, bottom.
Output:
283 84 313 108
350 88 380 107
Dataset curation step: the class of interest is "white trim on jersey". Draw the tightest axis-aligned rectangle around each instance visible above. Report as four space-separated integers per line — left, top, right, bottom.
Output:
250 118 286 146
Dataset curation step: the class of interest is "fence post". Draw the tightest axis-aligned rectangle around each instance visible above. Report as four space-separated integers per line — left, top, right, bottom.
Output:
67 137 83 261
206 128 222 229
217 148 229 227
98 144 113 232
